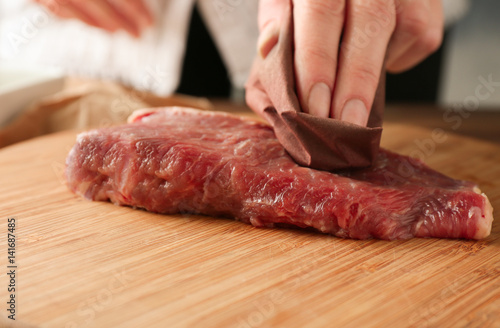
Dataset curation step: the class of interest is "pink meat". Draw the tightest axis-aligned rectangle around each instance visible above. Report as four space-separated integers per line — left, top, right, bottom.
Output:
65 107 493 240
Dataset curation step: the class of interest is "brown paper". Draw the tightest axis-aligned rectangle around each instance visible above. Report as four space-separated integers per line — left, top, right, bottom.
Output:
245 2 385 170
0 78 213 149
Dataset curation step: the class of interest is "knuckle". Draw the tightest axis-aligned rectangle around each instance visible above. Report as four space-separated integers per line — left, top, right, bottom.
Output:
303 0 345 19
298 45 337 68
351 64 380 87
356 0 396 29
418 28 443 53
399 9 430 37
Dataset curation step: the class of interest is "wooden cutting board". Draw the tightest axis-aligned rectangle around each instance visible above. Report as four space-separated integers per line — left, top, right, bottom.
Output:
0 115 499 328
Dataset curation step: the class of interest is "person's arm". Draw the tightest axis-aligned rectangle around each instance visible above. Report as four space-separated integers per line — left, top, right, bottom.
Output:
33 0 153 37
258 0 444 126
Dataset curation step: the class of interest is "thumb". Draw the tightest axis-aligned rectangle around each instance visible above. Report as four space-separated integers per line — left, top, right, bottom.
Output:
257 0 286 58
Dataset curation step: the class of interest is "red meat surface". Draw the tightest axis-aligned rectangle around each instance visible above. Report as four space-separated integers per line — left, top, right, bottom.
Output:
65 107 493 240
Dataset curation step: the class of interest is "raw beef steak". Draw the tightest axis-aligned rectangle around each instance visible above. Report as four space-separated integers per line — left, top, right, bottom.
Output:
65 107 493 240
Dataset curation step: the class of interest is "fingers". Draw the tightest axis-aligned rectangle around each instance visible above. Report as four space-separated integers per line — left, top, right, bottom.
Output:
293 0 345 117
34 0 153 37
107 0 154 33
72 0 142 37
331 0 396 126
72 1 126 33
37 0 101 28
386 0 443 72
256 0 440 126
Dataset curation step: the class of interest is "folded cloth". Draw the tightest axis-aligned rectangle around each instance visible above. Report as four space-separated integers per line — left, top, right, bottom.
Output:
245 1 386 171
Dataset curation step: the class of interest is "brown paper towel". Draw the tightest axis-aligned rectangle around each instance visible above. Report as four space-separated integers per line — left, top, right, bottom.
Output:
245 2 385 170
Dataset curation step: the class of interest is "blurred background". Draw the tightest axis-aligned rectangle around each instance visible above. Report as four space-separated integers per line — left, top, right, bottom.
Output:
438 0 500 108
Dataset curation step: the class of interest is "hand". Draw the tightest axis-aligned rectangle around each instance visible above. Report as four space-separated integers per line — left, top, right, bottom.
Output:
257 0 443 126
34 0 153 37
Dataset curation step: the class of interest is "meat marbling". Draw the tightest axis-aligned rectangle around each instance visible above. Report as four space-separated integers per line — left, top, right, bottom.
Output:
65 107 493 240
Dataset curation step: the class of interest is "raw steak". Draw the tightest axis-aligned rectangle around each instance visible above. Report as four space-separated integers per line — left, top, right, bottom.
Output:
65 107 493 240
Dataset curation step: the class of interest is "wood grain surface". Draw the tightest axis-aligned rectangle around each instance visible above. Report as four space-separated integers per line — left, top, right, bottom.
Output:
0 113 499 328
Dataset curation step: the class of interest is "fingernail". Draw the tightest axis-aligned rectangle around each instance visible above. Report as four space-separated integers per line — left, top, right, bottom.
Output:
307 82 331 118
257 21 279 59
341 99 369 126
